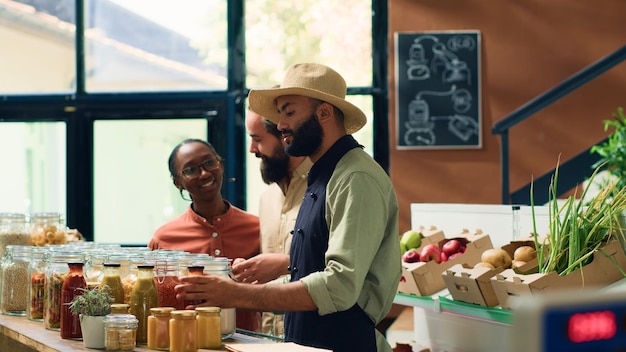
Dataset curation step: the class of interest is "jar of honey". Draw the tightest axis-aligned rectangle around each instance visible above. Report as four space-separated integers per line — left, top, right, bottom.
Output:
169 310 197 352
147 307 175 350
196 307 221 349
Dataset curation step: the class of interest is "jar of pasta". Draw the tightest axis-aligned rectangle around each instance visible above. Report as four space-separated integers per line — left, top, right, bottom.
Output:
0 213 30 258
27 247 48 321
29 212 67 247
44 250 84 330
1 245 31 316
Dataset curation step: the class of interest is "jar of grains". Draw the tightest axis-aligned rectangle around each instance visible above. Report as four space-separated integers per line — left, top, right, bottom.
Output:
27 247 48 321
0 213 30 258
1 245 32 316
29 212 67 247
104 314 138 351
44 250 84 330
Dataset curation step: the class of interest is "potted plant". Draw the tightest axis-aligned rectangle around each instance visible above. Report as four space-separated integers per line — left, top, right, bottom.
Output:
69 285 114 349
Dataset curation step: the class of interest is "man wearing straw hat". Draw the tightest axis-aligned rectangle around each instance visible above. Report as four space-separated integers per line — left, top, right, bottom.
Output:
177 63 401 352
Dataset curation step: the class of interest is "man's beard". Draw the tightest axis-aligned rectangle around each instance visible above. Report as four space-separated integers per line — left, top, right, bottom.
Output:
284 112 323 157
259 145 290 184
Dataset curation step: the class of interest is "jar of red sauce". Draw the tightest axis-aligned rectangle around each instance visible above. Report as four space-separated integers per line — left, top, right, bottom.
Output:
60 262 87 339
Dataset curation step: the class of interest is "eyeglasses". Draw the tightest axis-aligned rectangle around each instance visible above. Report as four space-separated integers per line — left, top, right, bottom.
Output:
179 158 221 179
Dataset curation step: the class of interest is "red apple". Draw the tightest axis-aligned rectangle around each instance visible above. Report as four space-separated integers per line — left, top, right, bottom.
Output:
419 244 442 263
402 248 421 263
448 252 464 260
442 239 466 256
440 251 448 262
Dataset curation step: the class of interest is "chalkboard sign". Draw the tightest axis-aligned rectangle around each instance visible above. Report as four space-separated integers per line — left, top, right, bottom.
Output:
395 31 481 149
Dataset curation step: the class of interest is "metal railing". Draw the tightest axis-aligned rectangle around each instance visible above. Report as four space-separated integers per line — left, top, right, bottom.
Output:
491 45 626 205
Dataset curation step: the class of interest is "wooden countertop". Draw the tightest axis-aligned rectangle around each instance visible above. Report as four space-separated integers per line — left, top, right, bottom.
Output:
0 313 270 352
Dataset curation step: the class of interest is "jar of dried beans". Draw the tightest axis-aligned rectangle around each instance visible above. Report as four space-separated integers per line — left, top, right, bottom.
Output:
29 212 67 247
0 213 30 258
1 245 31 316
27 247 47 321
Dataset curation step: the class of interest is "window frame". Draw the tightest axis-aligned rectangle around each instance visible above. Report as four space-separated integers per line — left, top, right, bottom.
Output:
0 0 388 242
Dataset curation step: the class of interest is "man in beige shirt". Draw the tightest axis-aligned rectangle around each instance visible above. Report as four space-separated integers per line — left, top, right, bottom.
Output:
232 108 313 336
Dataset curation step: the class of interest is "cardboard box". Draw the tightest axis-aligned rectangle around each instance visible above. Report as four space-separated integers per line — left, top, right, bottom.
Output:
442 238 545 307
397 229 493 296
491 239 626 309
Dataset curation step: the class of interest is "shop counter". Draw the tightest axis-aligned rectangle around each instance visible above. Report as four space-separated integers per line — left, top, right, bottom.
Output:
0 313 272 352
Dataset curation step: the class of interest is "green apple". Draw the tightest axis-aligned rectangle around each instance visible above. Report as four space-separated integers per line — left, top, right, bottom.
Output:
400 229 423 250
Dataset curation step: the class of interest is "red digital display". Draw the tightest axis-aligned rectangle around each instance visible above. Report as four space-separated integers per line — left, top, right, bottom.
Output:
567 310 617 343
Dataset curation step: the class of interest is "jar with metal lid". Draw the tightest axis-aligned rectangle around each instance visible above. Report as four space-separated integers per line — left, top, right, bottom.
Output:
44 250 84 330
121 255 144 305
196 307 221 349
101 263 125 304
169 310 197 352
29 212 67 246
104 314 138 351
147 307 175 350
110 303 130 315
1 245 31 316
130 264 158 344
154 258 183 310
84 249 108 283
0 213 30 258
204 257 236 339
27 247 47 321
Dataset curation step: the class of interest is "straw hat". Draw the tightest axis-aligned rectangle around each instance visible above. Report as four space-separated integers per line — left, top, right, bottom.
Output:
248 63 366 134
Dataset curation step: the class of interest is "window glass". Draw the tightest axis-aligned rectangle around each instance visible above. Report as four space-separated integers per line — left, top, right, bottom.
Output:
0 122 67 214
86 0 227 92
0 2 76 94
245 0 373 88
93 119 207 244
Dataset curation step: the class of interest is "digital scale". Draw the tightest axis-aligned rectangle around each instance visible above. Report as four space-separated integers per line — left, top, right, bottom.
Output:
512 286 626 351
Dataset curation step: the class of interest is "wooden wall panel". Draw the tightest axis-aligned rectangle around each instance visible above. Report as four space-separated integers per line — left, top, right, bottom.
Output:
388 0 626 233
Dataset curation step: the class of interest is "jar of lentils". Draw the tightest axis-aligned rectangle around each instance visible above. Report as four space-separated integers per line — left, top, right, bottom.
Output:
1 245 31 316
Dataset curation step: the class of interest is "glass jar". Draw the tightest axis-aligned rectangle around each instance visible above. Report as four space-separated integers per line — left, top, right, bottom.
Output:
0 213 30 258
147 307 175 350
154 258 183 310
104 314 138 351
44 251 84 331
85 249 108 283
196 307 221 349
1 245 31 316
169 310 197 352
101 263 125 304
110 303 130 315
29 212 67 247
130 264 158 345
205 257 236 339
121 255 143 306
27 247 47 321
183 266 206 308
60 262 87 339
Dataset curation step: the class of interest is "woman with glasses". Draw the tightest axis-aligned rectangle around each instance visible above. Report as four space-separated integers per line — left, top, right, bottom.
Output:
148 138 261 331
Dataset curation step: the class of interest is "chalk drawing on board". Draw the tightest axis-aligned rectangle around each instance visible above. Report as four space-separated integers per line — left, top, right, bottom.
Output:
396 30 481 149
403 85 477 146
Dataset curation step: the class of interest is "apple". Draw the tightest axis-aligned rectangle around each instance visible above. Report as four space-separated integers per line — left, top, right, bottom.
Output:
400 229 424 251
448 252 464 260
402 248 421 263
440 251 448 262
442 239 466 256
419 244 442 263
